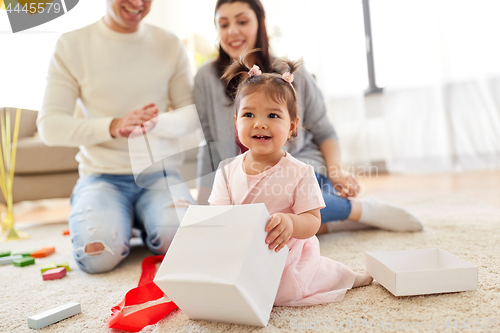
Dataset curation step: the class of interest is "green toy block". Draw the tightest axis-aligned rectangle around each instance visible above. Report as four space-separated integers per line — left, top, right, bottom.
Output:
56 262 70 272
13 251 33 257
0 255 22 265
0 251 11 258
13 257 35 267
41 261 57 274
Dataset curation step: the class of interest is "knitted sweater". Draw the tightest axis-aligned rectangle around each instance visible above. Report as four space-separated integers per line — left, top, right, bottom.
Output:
38 19 195 176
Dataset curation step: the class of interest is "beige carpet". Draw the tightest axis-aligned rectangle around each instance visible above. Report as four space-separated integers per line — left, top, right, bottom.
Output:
1 189 499 332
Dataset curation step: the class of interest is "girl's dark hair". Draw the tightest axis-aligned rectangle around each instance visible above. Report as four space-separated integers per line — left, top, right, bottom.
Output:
222 52 302 138
214 0 271 100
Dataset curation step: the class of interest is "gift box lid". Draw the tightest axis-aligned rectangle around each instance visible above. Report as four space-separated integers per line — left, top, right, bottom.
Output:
366 248 478 296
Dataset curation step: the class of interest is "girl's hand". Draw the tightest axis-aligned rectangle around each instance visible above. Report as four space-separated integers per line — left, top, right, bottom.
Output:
265 213 293 252
329 170 360 198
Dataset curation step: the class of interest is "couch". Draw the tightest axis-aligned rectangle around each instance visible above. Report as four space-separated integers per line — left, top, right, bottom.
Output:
0 107 199 204
1 108 80 204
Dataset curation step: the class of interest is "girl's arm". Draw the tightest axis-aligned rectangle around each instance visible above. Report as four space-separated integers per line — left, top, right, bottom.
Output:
265 208 321 252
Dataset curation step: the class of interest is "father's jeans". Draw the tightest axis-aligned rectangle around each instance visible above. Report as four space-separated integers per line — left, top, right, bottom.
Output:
69 172 194 274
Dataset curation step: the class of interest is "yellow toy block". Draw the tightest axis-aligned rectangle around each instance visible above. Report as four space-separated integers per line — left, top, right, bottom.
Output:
41 262 57 274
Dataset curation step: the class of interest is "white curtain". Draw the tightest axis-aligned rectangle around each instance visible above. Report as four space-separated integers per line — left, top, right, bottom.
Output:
4 0 500 173
264 0 500 173
0 2 106 110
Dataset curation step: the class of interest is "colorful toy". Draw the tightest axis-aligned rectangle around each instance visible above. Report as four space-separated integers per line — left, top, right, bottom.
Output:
27 302 81 329
13 251 33 257
0 254 22 265
31 247 55 258
62 229 70 236
57 262 70 272
40 262 57 274
0 250 11 257
42 267 67 281
13 257 35 267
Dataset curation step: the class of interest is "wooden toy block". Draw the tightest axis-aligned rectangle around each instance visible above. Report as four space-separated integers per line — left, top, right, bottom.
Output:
41 262 57 274
62 229 70 236
27 302 81 329
31 247 55 258
13 257 35 267
0 254 23 265
56 262 70 272
0 250 11 257
42 267 67 281
13 251 33 257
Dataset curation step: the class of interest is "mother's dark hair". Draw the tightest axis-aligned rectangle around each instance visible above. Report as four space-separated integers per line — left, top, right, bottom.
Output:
214 0 271 100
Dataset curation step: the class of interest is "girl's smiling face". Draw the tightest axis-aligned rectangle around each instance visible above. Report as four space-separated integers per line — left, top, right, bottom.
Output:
235 89 298 163
215 2 259 62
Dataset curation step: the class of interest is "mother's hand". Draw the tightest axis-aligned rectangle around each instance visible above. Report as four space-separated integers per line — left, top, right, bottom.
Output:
329 170 360 198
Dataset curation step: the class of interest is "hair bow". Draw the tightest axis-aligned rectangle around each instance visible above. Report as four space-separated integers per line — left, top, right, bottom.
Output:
282 72 294 84
248 65 262 77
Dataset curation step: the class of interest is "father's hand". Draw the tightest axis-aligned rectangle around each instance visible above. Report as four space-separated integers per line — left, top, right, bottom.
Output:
110 103 159 138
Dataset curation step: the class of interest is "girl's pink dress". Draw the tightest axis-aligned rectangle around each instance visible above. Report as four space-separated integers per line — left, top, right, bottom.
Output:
209 152 355 306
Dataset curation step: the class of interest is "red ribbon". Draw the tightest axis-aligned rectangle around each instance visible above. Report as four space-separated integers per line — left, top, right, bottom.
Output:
107 255 178 332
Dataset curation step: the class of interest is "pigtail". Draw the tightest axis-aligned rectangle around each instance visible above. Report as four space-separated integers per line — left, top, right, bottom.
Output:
272 58 303 140
272 58 303 77
221 49 262 85
221 59 250 86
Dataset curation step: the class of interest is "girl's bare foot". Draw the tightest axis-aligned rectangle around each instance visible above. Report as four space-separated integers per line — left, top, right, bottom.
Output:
353 272 373 288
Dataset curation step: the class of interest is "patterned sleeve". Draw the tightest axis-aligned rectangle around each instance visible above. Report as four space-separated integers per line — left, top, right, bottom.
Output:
291 165 326 215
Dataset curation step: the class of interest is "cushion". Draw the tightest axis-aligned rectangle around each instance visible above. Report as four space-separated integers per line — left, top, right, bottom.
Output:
10 136 79 174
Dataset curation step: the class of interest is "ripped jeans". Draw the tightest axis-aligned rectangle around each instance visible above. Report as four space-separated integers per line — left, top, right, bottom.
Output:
69 172 194 274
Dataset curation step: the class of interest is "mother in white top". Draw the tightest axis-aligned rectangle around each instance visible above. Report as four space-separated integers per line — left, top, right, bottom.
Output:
38 0 197 273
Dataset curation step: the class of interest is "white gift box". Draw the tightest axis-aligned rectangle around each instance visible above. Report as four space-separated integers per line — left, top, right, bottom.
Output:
366 249 478 296
154 203 288 327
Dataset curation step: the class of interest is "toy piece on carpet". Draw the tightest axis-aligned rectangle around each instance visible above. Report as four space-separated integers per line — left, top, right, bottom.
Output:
42 267 67 281
57 262 70 272
31 247 55 258
0 254 22 265
62 229 70 236
13 251 33 257
27 302 81 329
13 257 35 267
40 262 57 273
0 250 11 257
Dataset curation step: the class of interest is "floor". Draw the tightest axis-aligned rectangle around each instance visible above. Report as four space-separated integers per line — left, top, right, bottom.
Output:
360 169 500 208
1 169 499 332
4 169 500 227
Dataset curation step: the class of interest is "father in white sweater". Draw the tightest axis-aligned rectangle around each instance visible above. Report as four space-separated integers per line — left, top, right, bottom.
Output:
37 0 196 273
